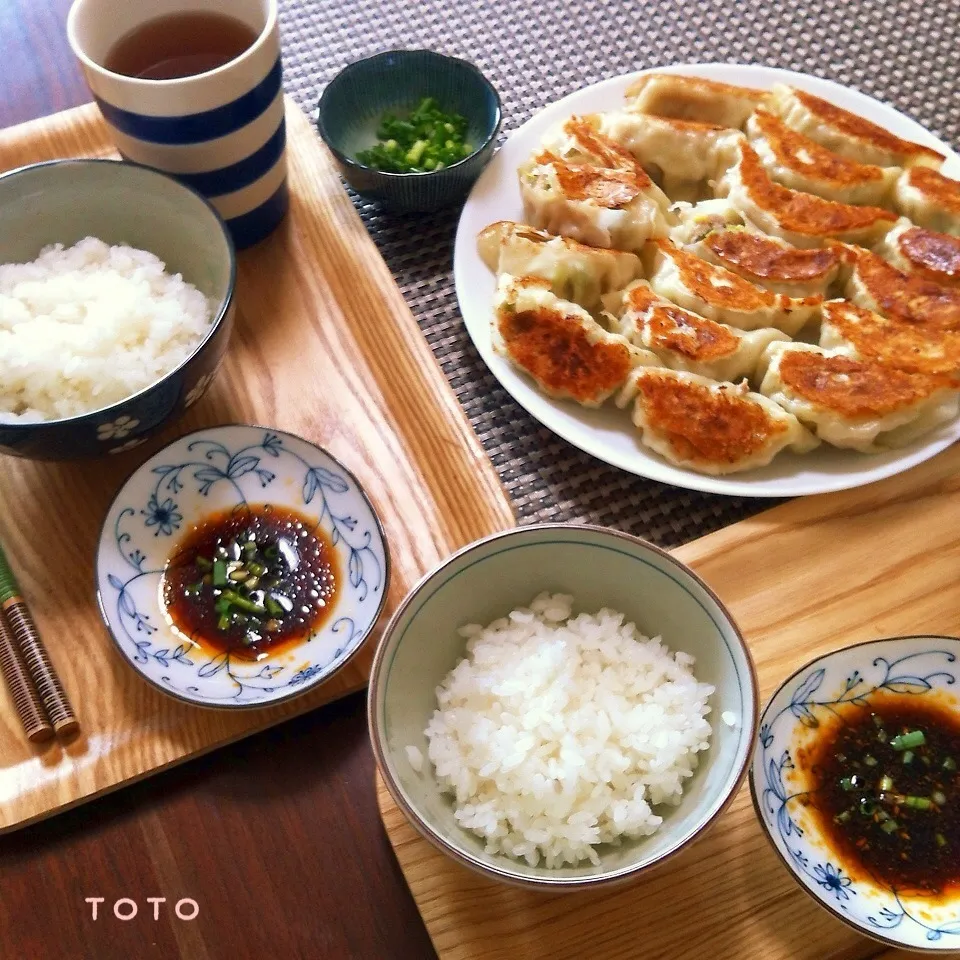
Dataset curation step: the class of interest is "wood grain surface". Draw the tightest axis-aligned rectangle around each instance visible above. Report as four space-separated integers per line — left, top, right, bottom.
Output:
0 97 513 835
0 4 450 956
377 444 960 960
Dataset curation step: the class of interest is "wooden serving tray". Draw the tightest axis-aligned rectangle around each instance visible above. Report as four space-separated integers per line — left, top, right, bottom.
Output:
377 445 960 960
0 98 514 834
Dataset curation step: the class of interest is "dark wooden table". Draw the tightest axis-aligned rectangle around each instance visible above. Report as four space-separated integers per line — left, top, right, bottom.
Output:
0 2 437 957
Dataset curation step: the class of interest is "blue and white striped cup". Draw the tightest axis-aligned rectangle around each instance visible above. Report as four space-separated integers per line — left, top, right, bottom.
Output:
67 0 288 249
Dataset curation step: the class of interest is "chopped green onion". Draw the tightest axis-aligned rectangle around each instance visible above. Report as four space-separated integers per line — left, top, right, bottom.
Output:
902 750 914 765
216 613 230 631
891 730 926 751
932 790 947 806
879 775 894 793
864 755 878 767
936 833 948 848
184 583 202 596
859 799 877 816
220 590 266 616
265 595 283 617
212 559 227 587
840 776 857 791
873 714 884 728
877 728 888 743
834 810 852 824
881 819 899 834
944 757 957 771
195 556 212 571
903 795 933 810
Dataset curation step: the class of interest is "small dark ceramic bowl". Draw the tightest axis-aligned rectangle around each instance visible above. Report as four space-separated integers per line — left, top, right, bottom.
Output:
0 159 235 461
316 49 502 213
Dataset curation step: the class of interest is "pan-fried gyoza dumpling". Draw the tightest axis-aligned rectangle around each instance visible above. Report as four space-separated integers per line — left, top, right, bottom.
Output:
819 299 960 378
493 275 660 407
646 239 821 335
477 221 642 312
518 117 671 251
590 111 743 200
837 242 960 329
875 219 960 289
668 198 744 244
893 167 960 236
763 85 945 170
610 279 790 383
759 341 959 452
689 227 841 297
615 367 818 475
718 142 897 249
623 73 765 130
746 109 899 206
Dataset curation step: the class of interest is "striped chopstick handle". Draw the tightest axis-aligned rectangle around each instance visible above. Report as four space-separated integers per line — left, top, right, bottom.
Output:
0 610 53 742
2 600 79 737
0 545 79 738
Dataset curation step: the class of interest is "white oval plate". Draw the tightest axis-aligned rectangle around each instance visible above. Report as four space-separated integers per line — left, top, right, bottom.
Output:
453 63 960 498
95 424 389 709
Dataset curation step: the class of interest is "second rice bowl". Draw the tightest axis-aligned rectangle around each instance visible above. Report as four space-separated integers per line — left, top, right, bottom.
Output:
368 523 757 889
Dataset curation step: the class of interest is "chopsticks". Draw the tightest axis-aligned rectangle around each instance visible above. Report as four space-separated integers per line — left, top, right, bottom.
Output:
0 543 79 741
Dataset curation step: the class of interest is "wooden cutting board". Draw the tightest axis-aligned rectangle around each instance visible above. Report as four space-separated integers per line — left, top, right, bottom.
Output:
377 443 960 960
0 98 514 834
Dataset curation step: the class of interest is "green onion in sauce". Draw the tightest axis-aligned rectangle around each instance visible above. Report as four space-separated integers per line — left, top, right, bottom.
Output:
804 700 960 895
162 504 338 662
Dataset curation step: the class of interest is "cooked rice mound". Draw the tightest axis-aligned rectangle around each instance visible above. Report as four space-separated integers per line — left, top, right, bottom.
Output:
422 592 714 867
0 237 214 422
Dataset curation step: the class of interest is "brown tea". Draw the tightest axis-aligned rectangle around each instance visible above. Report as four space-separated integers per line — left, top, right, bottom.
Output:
104 11 259 80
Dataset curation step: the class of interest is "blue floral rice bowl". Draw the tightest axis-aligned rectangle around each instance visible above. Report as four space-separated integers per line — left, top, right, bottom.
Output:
750 636 960 951
95 424 389 709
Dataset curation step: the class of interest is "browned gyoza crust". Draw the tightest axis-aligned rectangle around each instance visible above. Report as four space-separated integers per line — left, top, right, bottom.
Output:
789 88 945 167
822 300 960 376
750 109 890 190
778 349 950 418
704 229 839 284
738 143 896 238
497 282 636 404
902 167 960 217
842 244 960 329
896 226 960 287
623 284 740 361
634 371 788 468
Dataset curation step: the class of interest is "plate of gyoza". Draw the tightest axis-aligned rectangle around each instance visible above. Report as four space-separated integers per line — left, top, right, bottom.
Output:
453 63 960 496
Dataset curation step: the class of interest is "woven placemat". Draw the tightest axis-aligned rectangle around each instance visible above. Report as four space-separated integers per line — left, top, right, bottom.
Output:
276 0 959 547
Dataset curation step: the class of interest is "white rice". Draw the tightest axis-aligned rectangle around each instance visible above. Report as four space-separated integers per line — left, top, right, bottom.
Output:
419 592 714 868
0 237 214 422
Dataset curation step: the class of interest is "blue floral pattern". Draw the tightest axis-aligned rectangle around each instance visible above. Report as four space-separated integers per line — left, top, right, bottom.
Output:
97 426 388 708
754 640 960 947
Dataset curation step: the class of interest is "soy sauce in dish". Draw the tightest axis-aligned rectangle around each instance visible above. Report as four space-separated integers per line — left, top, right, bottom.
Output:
802 696 960 895
104 12 259 81
162 505 337 662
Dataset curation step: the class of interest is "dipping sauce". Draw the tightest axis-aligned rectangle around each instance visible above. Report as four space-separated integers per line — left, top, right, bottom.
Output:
104 12 259 81
802 696 960 895
162 504 337 662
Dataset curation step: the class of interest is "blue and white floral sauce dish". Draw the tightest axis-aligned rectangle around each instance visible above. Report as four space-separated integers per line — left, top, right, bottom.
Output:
95 424 389 709
750 636 960 951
